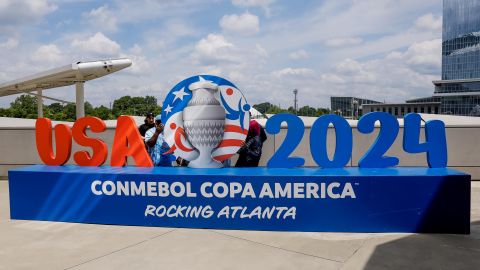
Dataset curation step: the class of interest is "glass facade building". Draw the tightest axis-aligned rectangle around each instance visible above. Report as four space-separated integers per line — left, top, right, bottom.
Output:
330 97 382 119
433 0 480 116
330 1 480 117
442 0 480 81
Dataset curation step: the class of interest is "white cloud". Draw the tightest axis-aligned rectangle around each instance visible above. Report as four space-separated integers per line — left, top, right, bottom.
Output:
386 39 441 74
255 44 268 58
320 73 345 84
232 0 274 8
0 37 19 49
220 12 260 35
0 0 56 30
325 37 363 47
192 34 238 64
272 67 315 78
414 13 442 32
120 44 151 75
84 5 118 32
333 58 377 83
31 44 63 64
403 39 441 73
317 39 441 103
71 32 121 56
232 0 275 16
289 49 309 60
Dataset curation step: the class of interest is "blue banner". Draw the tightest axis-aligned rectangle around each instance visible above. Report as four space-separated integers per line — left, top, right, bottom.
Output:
8 165 470 234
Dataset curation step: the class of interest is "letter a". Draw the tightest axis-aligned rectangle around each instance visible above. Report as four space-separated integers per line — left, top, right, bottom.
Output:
35 118 72 166
110 116 153 167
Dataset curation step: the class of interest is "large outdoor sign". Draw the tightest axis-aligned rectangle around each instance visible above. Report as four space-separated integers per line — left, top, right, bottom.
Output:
8 75 471 234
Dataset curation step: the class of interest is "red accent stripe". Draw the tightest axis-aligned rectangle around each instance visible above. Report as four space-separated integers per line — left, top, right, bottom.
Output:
217 139 244 148
213 154 235 162
224 124 248 135
175 128 193 152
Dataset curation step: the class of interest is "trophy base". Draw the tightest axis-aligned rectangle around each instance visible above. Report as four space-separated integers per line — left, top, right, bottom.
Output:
188 159 223 168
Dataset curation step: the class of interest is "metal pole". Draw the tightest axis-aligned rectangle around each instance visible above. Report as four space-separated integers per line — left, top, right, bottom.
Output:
293 89 298 115
76 81 85 119
351 98 354 119
37 89 43 118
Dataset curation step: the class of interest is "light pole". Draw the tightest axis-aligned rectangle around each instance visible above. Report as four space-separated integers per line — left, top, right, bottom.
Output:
352 98 358 119
293 89 298 115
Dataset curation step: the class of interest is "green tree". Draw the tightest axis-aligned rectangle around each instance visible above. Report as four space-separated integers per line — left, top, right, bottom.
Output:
9 95 38 118
297 105 317 116
112 95 161 117
63 103 76 121
47 103 64 114
85 102 94 116
0 108 12 117
253 102 275 114
92 105 114 120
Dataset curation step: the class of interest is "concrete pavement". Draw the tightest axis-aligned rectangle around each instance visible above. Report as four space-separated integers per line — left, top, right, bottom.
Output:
0 181 479 270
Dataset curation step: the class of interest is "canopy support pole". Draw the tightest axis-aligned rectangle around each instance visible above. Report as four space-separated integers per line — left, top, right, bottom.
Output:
75 81 85 119
37 89 43 118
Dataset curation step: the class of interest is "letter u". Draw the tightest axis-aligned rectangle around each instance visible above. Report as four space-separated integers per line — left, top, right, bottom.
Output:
35 118 72 166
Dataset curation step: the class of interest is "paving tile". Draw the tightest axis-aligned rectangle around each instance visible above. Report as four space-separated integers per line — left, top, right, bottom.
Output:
69 228 342 270
211 230 368 263
0 220 174 270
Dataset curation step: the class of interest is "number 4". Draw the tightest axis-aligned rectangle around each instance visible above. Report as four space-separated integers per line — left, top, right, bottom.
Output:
403 113 447 168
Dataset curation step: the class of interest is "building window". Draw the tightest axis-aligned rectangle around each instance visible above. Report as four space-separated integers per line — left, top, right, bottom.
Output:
388 108 392 114
414 108 418 113
382 107 386 112
401 107 405 115
394 107 398 116
427 107 432 113
421 107 425 113
407 107 411 113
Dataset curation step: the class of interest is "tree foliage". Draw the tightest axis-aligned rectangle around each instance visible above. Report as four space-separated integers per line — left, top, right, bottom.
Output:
0 94 330 120
0 94 162 120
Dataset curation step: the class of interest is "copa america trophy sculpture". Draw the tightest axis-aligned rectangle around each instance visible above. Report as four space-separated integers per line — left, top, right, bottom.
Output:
183 79 225 168
161 75 251 169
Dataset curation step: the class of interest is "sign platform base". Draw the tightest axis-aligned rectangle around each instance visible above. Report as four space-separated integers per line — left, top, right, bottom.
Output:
8 165 471 234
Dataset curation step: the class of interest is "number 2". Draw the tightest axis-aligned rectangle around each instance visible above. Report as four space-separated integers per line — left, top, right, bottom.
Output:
357 112 399 168
265 113 305 168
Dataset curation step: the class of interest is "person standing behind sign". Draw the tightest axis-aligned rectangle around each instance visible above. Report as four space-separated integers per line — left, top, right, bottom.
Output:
145 115 174 167
235 120 264 167
138 112 155 138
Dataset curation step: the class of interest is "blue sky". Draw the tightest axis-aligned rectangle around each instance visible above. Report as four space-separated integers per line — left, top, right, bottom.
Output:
0 0 443 109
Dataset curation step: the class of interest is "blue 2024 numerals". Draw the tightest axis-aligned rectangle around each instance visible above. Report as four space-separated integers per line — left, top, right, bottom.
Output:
264 112 447 168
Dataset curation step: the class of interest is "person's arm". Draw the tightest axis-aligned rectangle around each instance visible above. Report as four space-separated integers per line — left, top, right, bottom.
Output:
146 131 159 148
260 126 267 142
145 123 164 148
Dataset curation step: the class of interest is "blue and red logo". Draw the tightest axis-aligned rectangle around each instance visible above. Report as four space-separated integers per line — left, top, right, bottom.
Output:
162 75 250 168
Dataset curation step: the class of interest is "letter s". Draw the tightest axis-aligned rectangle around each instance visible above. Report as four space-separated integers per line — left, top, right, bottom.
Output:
72 116 108 166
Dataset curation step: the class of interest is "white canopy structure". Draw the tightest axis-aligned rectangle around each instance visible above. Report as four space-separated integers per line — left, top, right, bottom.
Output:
0 58 132 118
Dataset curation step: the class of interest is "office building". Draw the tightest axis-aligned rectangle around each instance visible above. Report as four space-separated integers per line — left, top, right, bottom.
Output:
330 97 382 118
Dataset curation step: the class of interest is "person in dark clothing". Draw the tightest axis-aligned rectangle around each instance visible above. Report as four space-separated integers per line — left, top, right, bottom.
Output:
235 120 264 167
138 112 155 138
259 123 267 143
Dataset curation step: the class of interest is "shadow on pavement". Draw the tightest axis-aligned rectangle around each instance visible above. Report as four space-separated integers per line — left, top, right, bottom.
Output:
362 221 480 270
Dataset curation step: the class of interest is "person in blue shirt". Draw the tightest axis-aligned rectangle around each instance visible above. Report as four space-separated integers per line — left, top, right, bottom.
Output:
144 115 174 167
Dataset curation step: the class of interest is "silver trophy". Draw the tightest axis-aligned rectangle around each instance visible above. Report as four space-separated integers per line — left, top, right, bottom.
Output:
182 79 225 168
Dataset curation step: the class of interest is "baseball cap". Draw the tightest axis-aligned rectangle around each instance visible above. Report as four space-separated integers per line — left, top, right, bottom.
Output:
155 115 162 122
146 112 154 117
